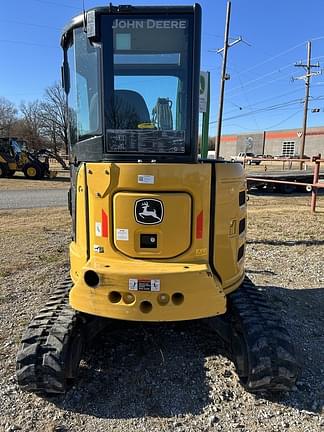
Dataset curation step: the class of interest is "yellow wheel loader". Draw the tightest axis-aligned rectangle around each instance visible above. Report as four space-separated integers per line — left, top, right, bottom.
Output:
0 137 67 179
16 4 298 394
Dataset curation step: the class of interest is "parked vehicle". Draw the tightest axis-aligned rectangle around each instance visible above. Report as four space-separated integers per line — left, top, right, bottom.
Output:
231 152 261 165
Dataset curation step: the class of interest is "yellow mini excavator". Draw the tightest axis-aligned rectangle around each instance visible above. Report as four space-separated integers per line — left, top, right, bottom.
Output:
16 3 298 394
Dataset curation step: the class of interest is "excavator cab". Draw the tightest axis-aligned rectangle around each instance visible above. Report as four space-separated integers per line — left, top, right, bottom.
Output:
62 4 200 162
16 4 298 395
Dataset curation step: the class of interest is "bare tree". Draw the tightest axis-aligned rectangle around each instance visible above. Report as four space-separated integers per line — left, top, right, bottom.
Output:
1 83 69 153
20 100 44 149
40 83 69 154
0 97 17 136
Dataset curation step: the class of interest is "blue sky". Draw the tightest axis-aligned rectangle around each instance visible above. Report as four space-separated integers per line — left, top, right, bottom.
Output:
1 0 324 135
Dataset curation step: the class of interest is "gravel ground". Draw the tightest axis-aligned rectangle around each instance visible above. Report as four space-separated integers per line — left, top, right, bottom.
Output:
0 195 323 432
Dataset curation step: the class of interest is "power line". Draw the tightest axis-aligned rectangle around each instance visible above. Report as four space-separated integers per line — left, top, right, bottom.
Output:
208 54 324 108
213 56 324 118
209 108 302 132
226 63 292 94
229 62 260 130
30 0 79 9
224 87 303 116
222 123 254 131
206 40 307 74
0 19 60 30
203 33 223 39
209 97 324 130
209 64 297 103
229 56 324 104
223 74 293 100
0 39 57 48
210 97 304 124
265 110 301 130
228 37 324 79
227 54 324 95
229 41 307 77
228 99 303 116
206 37 324 88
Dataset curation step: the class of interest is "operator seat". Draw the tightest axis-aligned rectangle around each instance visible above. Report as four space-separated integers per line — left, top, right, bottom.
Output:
112 89 150 129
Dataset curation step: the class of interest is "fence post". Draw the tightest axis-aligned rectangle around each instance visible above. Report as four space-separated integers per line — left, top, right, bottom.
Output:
311 154 321 213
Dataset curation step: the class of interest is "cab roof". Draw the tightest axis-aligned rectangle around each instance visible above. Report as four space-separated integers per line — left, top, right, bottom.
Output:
61 4 200 47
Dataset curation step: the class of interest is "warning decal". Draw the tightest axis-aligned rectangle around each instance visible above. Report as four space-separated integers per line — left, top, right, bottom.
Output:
128 279 160 292
116 228 129 241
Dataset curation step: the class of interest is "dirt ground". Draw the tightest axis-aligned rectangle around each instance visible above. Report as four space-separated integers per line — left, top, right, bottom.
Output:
0 194 323 432
0 173 70 191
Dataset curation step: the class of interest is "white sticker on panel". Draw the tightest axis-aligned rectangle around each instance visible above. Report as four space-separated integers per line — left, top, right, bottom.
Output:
138 175 154 184
129 279 138 291
94 245 104 253
116 228 129 241
95 222 102 237
151 279 161 292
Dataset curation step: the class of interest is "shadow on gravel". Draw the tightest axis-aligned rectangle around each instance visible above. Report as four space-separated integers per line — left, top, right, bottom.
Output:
254 285 324 413
247 239 324 246
246 268 277 275
8 175 70 183
54 321 214 419
44 176 70 183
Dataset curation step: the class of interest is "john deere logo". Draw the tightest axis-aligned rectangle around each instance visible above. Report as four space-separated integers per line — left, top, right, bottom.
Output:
135 199 164 225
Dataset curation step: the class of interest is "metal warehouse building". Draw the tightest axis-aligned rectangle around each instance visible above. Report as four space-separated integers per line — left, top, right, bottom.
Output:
219 126 324 159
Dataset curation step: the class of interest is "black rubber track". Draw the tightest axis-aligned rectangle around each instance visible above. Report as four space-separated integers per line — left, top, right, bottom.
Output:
16 278 85 394
228 277 299 392
16 276 298 395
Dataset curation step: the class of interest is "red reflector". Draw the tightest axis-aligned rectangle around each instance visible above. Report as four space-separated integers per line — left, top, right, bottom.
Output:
102 209 108 237
196 210 203 239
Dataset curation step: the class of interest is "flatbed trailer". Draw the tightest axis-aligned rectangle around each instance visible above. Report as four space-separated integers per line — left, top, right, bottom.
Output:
247 169 324 193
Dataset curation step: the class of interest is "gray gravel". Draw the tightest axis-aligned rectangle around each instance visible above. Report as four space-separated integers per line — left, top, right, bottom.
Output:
0 197 323 432
0 189 67 209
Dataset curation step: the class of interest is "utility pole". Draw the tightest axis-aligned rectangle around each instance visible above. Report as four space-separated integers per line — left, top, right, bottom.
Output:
214 1 244 159
293 41 321 167
201 71 211 159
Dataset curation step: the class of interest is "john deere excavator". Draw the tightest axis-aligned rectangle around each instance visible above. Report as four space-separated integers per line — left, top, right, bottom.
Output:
16 4 298 394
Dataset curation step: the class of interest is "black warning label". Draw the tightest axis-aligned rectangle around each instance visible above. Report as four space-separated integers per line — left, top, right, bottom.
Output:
138 280 152 291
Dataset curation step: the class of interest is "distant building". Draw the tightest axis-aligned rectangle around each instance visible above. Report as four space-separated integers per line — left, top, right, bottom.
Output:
219 125 324 159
